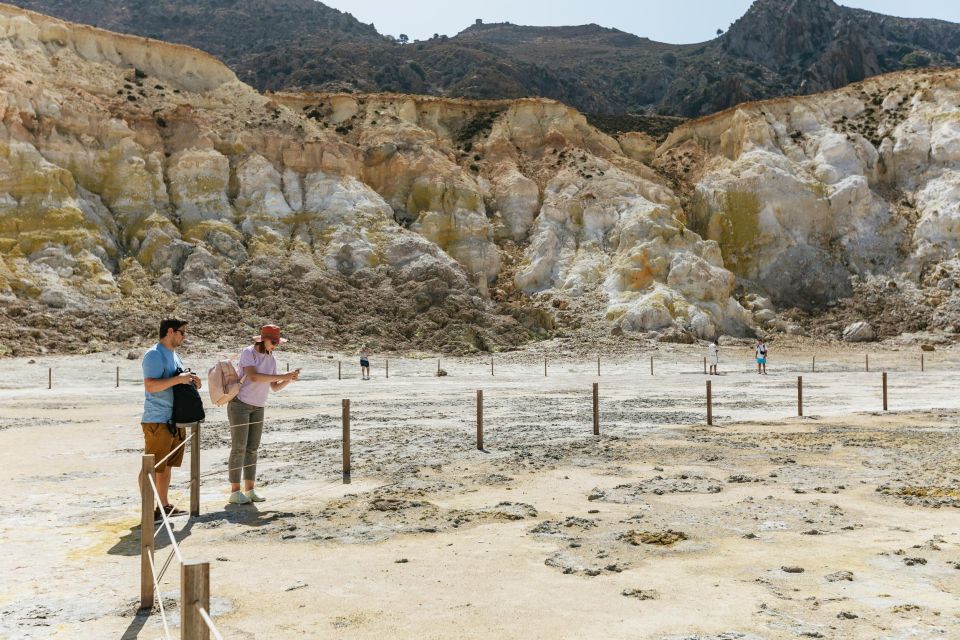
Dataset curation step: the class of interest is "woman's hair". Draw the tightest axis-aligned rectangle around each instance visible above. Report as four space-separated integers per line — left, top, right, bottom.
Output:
254 341 267 354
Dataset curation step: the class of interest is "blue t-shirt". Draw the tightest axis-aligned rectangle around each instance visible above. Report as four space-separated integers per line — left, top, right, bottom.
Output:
141 343 184 423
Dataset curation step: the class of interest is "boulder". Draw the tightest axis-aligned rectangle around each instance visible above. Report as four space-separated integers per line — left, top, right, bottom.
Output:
842 321 875 342
754 309 776 324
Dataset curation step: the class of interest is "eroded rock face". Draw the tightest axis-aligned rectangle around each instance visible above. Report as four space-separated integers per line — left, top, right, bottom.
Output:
510 164 752 339
659 69 960 336
0 5 763 354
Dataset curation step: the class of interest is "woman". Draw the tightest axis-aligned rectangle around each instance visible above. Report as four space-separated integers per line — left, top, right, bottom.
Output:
360 345 370 381
227 324 300 505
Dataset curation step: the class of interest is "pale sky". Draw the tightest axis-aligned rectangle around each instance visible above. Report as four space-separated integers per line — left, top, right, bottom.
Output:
322 1 960 44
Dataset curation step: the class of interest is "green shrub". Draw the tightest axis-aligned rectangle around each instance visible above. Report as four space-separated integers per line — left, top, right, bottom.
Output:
901 51 931 68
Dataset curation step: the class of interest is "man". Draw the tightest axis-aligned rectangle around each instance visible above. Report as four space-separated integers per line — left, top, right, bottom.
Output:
708 339 719 375
140 318 201 522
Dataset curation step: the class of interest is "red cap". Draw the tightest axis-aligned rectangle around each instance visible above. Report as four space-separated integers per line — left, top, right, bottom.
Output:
253 324 287 344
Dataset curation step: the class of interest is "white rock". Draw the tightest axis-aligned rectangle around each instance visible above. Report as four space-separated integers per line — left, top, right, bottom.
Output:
235 153 293 235
492 167 539 242
754 309 776 324
842 321 875 342
166 148 232 227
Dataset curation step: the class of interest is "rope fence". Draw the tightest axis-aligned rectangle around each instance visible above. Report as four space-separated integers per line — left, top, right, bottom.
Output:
29 349 940 639
136 370 907 640
197 606 224 640
145 550 173 640
148 474 184 563
26 348 951 390
141 436 223 640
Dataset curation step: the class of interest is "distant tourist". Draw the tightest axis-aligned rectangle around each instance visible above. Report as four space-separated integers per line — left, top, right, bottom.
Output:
756 339 768 375
360 345 371 380
708 339 719 375
141 318 201 522
227 324 299 505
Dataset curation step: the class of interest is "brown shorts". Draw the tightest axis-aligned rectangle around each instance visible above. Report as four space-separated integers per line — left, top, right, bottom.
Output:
142 422 186 473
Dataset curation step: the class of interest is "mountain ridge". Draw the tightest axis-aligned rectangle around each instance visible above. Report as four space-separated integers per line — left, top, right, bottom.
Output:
5 0 959 126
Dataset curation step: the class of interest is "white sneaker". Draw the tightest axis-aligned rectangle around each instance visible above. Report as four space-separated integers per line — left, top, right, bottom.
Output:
244 489 265 503
228 490 252 505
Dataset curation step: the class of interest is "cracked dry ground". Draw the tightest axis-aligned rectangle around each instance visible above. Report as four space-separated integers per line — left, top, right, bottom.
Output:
3 355 960 639
179 404 960 639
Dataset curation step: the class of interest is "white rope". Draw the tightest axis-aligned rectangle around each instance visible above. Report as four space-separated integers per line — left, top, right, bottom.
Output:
197 606 225 640
155 545 178 583
151 503 192 540
148 474 183 563
153 435 190 470
201 413 315 431
198 459 293 480
209 418 266 431
146 550 173 640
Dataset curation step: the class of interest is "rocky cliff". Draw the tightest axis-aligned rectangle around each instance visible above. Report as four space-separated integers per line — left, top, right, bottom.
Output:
1 4 958 357
657 68 960 339
0 4 755 355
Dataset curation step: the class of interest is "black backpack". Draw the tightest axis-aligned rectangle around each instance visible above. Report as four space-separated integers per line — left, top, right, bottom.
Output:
172 367 206 424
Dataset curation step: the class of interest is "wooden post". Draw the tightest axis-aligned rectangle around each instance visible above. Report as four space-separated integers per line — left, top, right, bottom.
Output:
140 455 156 610
703 357 707 375
866 354 869 372
386 358 389 379
921 353 924 372
116 366 120 388
706 380 713 426
437 358 441 376
882 372 888 411
812 356 816 373
342 399 351 478
48 367 51 390
476 390 483 450
190 423 200 517
490 357 494 377
286 362 289 372
797 376 803 417
338 361 341 380
180 561 210 640
650 356 653 376
544 356 547 377
592 382 599 435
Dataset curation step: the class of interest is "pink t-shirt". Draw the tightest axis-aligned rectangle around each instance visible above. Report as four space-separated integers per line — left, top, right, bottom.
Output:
236 345 277 407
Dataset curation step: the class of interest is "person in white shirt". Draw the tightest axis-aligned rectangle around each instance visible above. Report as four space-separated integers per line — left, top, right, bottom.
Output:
708 339 719 375
226 324 300 505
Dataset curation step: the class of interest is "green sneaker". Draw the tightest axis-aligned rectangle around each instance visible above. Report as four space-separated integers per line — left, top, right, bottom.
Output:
228 490 251 505
243 489 265 503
